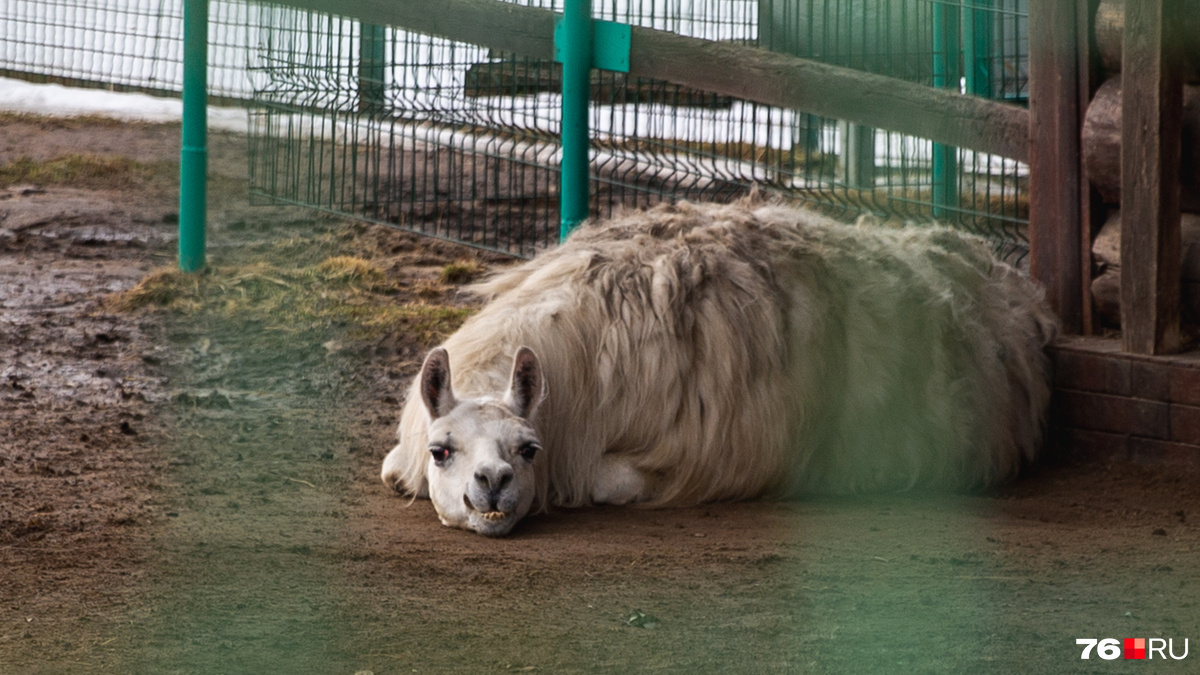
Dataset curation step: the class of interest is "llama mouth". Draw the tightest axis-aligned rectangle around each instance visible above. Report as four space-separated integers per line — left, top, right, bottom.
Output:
464 494 508 521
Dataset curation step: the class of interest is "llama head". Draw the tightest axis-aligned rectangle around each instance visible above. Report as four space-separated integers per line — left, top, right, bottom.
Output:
418 346 546 537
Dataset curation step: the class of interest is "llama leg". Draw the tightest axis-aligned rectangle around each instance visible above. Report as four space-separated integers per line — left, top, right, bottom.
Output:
591 456 649 505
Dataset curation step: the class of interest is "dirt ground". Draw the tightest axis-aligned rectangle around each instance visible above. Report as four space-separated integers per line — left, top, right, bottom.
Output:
2 114 1199 675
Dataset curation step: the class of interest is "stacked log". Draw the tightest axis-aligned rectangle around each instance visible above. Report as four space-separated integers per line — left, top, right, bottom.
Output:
1082 78 1200 211
1090 212 1200 327
1094 0 1200 83
1085 0 1200 329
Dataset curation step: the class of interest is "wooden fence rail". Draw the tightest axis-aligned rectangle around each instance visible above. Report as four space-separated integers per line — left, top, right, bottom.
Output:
279 0 1030 163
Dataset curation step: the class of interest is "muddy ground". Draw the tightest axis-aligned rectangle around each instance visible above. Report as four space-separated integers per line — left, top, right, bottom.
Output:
1 114 1199 674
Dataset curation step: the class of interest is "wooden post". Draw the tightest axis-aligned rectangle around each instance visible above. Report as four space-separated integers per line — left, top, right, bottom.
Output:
1028 0 1083 333
1120 0 1183 354
1079 0 1102 335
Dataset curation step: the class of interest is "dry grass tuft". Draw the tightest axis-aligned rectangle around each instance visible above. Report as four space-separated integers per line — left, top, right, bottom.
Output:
316 256 387 287
0 111 156 129
0 153 170 189
413 280 451 300
106 268 202 313
438 258 486 285
108 258 473 348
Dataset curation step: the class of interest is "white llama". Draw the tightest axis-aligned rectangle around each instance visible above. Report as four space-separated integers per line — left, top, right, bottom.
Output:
381 200 1058 536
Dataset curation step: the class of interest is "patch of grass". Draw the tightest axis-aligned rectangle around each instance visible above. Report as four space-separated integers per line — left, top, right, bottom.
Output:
107 269 203 313
0 111 149 129
0 153 171 189
315 256 387 288
357 303 474 345
438 258 486 285
264 232 355 268
107 257 474 347
412 280 451 301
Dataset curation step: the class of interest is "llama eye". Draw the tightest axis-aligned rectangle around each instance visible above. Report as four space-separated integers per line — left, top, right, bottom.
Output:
517 442 540 461
429 445 452 463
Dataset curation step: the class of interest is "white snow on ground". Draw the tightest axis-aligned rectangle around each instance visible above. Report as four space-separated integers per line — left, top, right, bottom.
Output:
0 76 247 132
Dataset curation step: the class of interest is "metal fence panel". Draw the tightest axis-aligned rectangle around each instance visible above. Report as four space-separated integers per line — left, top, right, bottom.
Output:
0 0 1031 261
0 0 255 101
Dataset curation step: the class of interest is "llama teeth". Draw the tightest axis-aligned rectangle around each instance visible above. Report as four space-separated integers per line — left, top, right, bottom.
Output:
481 511 507 521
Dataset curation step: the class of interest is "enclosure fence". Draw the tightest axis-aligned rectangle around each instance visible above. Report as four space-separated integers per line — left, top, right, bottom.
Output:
0 0 255 102
0 0 1031 260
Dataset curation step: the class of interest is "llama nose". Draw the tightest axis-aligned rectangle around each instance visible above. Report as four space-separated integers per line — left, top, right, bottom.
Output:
474 465 513 493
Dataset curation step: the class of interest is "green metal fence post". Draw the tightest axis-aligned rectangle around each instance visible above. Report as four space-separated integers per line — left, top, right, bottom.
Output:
559 0 592 239
179 0 208 272
963 0 994 98
359 23 387 115
931 1 960 220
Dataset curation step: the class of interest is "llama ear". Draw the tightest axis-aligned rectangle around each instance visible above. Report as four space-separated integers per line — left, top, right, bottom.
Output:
505 346 546 419
419 348 457 420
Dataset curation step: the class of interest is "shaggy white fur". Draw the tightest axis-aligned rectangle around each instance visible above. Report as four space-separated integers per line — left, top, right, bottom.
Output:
381 200 1057 533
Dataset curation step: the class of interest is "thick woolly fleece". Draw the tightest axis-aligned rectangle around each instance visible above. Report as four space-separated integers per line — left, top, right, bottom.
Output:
382 200 1058 512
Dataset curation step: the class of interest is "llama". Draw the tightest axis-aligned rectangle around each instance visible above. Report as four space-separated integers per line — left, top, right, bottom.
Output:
381 200 1058 536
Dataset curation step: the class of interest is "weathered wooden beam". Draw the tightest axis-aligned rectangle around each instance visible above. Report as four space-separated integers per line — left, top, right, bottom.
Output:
274 0 1029 162
279 0 558 60
625 27 1029 162
1028 0 1084 333
1120 0 1184 354
463 60 733 108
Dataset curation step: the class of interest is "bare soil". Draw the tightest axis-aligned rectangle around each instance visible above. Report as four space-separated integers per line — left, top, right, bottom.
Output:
2 114 1199 674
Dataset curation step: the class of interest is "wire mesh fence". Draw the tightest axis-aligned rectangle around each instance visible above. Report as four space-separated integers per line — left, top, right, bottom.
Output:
0 0 254 102
0 0 1031 261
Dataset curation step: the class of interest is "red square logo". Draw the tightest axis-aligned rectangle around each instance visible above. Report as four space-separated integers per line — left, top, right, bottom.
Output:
1125 638 1146 659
